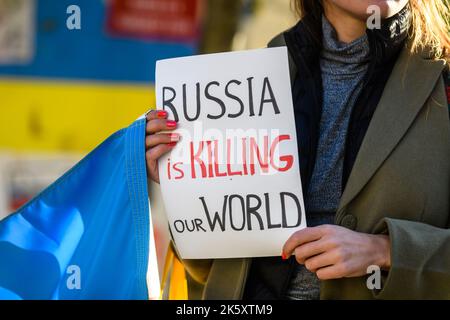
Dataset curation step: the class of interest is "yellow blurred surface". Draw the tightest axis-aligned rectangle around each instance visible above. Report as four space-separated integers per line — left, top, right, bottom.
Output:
0 77 154 153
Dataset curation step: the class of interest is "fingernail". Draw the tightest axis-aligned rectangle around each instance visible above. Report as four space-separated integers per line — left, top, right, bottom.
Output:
166 120 177 128
157 110 167 119
281 253 287 260
168 133 180 142
168 142 178 147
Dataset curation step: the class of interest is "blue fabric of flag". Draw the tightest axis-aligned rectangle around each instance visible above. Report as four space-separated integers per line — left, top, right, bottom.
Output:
0 119 149 300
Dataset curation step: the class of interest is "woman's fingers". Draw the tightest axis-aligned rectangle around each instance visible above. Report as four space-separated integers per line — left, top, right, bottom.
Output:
302 250 337 273
146 133 181 149
282 227 326 258
315 263 348 281
146 118 177 134
146 109 168 121
145 109 179 183
145 109 177 134
293 239 329 265
146 143 177 183
146 142 177 163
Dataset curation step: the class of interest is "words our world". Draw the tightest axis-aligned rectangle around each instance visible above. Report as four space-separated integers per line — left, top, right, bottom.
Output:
161 75 303 234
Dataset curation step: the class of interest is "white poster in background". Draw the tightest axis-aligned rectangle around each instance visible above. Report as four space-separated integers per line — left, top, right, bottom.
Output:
0 0 35 64
156 47 306 259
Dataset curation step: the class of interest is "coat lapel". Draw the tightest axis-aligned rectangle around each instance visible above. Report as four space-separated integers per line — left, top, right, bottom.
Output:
338 46 446 212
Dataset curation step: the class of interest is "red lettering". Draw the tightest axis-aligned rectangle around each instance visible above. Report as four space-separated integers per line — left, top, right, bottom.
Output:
173 162 185 180
242 138 249 175
226 139 243 176
206 141 214 178
270 135 294 172
188 135 294 180
213 140 227 177
249 136 269 175
190 141 207 178
167 158 172 180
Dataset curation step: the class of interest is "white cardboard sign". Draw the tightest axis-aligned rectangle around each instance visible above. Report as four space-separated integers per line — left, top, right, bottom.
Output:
156 47 306 259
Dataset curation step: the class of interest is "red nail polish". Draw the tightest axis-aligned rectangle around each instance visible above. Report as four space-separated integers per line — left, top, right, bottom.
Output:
281 253 287 260
157 110 167 118
168 142 177 147
168 133 180 142
166 120 177 128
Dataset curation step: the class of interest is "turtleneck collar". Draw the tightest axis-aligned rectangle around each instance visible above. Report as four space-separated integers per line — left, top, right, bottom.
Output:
284 3 412 73
320 15 370 75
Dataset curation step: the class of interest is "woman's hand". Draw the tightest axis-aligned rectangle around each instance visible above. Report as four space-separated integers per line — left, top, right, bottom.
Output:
145 110 180 183
282 225 391 280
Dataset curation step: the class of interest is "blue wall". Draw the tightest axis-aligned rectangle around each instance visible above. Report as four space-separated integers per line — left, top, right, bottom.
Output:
0 0 197 83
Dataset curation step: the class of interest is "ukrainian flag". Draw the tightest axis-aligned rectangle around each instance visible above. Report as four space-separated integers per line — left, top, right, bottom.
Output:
0 119 151 300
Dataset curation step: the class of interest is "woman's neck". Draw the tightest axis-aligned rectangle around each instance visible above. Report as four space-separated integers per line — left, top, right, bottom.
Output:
323 2 367 44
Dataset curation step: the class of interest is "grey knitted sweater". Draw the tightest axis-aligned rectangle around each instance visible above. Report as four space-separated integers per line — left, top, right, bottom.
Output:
307 16 370 213
286 16 370 300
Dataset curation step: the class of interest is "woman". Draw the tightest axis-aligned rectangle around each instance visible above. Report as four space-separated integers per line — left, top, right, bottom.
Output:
145 0 450 299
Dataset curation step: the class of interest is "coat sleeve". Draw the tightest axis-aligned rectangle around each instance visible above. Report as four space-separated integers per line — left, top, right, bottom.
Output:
374 218 450 299
375 71 450 299
147 180 213 286
169 232 213 286
177 252 213 285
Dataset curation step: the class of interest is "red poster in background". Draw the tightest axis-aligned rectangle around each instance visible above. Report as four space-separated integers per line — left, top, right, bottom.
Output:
106 0 202 42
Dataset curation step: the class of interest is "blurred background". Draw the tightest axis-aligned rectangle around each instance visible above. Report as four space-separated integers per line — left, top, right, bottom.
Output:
0 0 296 293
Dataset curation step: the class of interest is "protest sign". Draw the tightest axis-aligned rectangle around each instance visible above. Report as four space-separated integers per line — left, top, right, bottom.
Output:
156 47 306 259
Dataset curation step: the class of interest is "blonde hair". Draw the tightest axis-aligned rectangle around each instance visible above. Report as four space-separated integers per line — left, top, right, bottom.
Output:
293 0 450 62
409 0 450 61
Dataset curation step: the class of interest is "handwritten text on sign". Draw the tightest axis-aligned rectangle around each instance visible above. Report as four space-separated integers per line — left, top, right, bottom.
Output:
156 47 306 259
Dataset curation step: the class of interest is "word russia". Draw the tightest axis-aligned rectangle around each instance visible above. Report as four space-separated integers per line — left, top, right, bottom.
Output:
161 76 280 122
